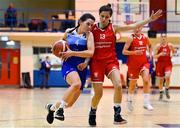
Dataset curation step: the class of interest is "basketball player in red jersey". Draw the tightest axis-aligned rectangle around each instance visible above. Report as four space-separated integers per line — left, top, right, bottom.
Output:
154 33 175 101
88 3 162 126
123 26 153 111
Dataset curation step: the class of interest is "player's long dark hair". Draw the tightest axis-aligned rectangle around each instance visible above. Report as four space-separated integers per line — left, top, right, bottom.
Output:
99 3 113 16
68 13 95 33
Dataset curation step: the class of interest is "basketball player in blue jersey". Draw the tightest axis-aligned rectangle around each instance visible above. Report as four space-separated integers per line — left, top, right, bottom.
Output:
45 13 95 124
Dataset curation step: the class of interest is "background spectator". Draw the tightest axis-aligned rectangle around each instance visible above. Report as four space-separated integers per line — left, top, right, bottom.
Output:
40 56 51 89
4 3 17 27
28 19 47 32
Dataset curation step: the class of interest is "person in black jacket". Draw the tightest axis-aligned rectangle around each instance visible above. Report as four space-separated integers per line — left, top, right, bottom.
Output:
40 56 51 89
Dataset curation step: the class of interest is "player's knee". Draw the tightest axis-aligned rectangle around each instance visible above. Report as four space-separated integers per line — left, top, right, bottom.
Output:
165 72 171 78
66 103 72 108
71 82 81 91
143 76 149 84
144 80 149 85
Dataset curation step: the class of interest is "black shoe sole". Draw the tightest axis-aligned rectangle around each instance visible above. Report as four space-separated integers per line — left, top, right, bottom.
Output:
114 120 127 124
46 112 54 124
55 116 65 121
89 120 96 127
89 116 96 126
89 124 96 127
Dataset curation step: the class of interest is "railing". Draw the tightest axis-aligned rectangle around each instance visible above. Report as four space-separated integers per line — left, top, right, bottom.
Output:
0 8 180 33
0 8 77 32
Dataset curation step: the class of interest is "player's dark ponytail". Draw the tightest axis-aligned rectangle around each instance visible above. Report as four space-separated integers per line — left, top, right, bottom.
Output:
68 24 80 33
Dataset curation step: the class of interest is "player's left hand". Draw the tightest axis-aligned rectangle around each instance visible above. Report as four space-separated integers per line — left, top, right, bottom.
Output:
77 62 88 71
149 54 153 60
150 9 162 21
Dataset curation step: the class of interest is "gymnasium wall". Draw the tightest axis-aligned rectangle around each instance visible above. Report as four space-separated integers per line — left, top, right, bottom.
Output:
2 32 179 87
1 0 180 87
4 32 63 86
75 0 149 23
75 0 108 22
76 0 180 33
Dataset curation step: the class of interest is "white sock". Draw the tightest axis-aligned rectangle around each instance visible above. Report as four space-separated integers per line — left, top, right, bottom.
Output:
50 104 57 111
91 106 97 109
128 93 133 101
159 89 163 92
114 103 121 107
144 93 150 105
59 100 67 109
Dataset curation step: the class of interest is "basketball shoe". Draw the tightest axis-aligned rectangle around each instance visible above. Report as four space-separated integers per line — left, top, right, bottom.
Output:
55 108 64 121
144 103 154 111
159 91 163 101
45 104 55 124
114 106 127 124
127 101 133 111
88 108 96 126
165 89 170 99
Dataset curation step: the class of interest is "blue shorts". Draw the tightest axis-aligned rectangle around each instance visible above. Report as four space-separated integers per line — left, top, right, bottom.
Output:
62 62 87 90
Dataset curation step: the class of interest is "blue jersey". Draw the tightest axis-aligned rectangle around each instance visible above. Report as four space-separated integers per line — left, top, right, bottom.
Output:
64 30 87 65
62 30 88 90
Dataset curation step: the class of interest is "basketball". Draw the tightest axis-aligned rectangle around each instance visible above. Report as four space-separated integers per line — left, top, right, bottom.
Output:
52 40 67 57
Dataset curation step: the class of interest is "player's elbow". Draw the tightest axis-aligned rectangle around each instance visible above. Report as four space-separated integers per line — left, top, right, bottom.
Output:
88 51 94 57
86 49 94 57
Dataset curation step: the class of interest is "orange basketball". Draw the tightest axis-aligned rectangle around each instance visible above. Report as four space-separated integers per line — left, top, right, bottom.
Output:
52 40 67 57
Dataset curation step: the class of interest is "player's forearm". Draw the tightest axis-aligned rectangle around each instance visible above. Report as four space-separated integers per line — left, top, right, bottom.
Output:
135 18 151 28
119 18 151 31
122 49 135 55
73 50 94 58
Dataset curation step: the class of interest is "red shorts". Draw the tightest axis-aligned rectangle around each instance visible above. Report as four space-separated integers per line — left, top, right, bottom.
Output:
90 58 119 82
156 61 172 77
128 62 150 79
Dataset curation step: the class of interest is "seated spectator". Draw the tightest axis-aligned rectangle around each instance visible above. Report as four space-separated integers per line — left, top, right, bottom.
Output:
28 19 47 32
4 3 17 27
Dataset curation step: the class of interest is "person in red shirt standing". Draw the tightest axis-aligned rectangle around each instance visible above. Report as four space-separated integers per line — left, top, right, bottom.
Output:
154 33 175 101
88 3 162 126
123 26 153 111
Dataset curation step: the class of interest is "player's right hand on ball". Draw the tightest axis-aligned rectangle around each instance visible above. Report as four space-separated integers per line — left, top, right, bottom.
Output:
61 47 73 61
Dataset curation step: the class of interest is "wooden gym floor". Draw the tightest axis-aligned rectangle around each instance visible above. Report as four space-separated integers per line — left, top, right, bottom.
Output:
0 87 180 128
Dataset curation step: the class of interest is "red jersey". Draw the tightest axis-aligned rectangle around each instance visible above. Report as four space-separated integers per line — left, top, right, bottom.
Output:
91 23 117 60
157 44 171 62
127 34 149 66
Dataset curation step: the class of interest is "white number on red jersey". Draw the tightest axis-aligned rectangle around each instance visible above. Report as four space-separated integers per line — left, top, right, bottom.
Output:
100 34 105 39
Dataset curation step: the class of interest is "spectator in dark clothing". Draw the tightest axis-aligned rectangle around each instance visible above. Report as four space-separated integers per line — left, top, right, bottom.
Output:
40 56 51 89
4 3 17 27
28 19 47 32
